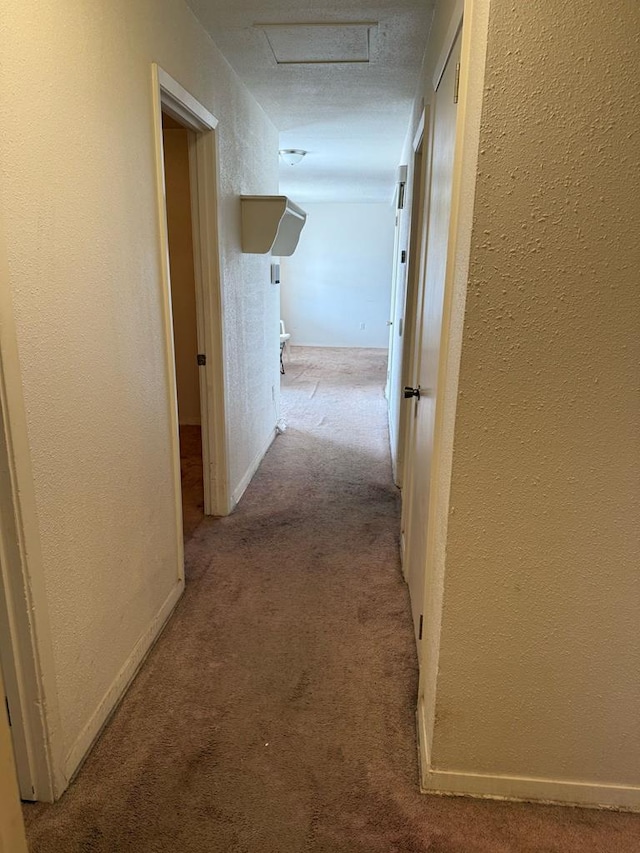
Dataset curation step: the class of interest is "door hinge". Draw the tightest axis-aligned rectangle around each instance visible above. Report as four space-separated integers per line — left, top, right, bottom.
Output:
418 614 424 641
397 182 406 210
197 354 206 366
454 62 461 104
401 250 407 264
5 695 12 727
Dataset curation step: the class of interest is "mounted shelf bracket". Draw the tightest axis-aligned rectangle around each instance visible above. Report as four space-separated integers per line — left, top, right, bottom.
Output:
240 195 307 256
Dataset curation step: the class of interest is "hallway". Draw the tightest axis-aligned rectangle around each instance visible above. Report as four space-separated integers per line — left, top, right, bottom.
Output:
23 349 640 852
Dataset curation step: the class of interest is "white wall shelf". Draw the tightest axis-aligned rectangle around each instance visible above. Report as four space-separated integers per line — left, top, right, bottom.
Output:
240 195 307 256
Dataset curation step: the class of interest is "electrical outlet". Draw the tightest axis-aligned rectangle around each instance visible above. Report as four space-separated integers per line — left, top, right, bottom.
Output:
360 322 366 330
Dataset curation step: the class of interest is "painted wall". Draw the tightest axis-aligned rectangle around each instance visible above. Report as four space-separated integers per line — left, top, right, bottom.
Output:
163 126 201 426
0 0 279 795
421 0 640 805
280 203 395 348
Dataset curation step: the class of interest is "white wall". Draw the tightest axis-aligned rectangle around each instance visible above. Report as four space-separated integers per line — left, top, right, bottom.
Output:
0 0 279 797
280 203 395 348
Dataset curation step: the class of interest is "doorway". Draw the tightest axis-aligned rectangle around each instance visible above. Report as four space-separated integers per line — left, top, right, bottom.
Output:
402 29 462 655
161 112 205 540
152 65 232 537
0 371 55 801
384 167 407 425
397 112 428 514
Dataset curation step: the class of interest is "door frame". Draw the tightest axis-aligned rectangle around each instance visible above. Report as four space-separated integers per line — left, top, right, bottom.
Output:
0 408 53 801
385 164 407 409
152 65 231 530
398 109 430 572
0 664 28 851
0 227 61 801
411 0 492 787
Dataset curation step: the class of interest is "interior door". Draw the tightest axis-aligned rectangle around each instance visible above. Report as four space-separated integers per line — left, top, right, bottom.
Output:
385 190 403 404
404 30 462 654
397 127 425 511
385 176 408 479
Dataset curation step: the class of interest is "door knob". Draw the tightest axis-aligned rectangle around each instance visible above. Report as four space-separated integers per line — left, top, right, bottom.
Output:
404 386 420 399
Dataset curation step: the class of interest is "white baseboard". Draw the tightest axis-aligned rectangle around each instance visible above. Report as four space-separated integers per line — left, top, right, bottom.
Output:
291 343 389 350
231 428 276 508
417 698 640 812
59 580 184 793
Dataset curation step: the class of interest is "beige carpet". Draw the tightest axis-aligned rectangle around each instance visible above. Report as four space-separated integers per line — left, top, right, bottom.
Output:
24 347 640 851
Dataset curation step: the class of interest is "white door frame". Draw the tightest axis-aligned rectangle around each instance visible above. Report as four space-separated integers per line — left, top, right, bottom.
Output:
398 108 431 573
0 664 28 851
385 166 407 407
152 65 231 531
396 107 430 506
0 234 61 801
413 0 492 787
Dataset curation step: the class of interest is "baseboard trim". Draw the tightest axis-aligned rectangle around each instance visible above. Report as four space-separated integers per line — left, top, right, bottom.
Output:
290 344 389 350
417 698 640 812
60 580 184 792
231 428 276 508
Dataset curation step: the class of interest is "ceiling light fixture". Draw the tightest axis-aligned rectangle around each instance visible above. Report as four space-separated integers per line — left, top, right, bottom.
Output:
279 149 307 166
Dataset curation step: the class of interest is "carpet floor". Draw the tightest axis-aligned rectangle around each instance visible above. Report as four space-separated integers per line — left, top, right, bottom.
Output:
179 424 205 541
24 347 640 852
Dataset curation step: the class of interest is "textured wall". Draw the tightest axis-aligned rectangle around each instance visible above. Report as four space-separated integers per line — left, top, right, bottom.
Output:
0 0 278 788
280 203 395 348
432 0 640 787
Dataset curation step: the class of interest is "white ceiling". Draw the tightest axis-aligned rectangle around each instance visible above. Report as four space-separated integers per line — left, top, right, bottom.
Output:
185 0 435 204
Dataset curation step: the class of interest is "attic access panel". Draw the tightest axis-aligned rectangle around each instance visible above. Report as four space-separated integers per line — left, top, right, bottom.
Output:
257 22 378 65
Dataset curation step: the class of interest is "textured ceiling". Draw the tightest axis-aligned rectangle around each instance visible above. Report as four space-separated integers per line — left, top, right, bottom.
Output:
185 0 434 203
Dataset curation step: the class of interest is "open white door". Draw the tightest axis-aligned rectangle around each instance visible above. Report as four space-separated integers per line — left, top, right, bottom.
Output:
385 167 407 447
396 114 427 511
402 30 462 656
